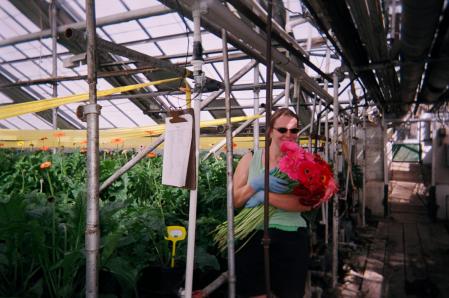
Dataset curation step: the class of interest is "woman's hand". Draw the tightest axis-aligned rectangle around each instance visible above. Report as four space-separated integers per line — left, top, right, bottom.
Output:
248 171 290 193
245 191 265 208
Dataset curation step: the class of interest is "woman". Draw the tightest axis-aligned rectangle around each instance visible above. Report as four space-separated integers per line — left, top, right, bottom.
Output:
233 108 312 298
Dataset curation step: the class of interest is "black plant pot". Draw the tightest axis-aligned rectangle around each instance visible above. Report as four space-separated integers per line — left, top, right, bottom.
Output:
137 266 184 298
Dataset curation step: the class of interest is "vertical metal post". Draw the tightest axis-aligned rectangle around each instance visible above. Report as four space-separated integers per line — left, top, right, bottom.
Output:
344 112 353 202
284 0 291 108
254 62 260 151
221 29 236 298
294 79 300 116
323 46 331 243
185 2 204 297
382 117 389 217
429 120 437 220
431 120 437 187
362 106 367 226
85 0 100 297
331 71 340 288
50 0 58 130
308 95 316 152
263 1 273 297
324 45 331 161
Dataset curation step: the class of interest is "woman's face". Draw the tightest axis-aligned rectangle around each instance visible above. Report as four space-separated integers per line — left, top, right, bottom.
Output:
270 115 299 145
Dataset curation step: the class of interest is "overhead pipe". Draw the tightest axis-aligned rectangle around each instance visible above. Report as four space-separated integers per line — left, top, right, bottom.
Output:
227 0 332 82
302 0 384 117
419 6 449 102
0 5 172 47
400 0 444 104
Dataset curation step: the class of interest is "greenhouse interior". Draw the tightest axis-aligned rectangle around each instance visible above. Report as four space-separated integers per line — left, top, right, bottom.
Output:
1 0 449 297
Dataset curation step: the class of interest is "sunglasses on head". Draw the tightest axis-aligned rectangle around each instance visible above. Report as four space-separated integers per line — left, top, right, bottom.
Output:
274 127 300 134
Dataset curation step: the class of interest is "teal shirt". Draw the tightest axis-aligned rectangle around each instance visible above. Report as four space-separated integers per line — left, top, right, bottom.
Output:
248 149 307 231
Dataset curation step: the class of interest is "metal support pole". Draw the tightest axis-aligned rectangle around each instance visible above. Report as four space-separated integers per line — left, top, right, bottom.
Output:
50 0 58 130
331 71 340 288
284 1 291 108
430 120 437 220
85 0 100 297
308 95 317 151
263 1 273 297
362 106 366 226
294 78 300 115
222 29 236 298
185 2 204 297
382 117 389 217
344 114 353 202
323 102 329 245
254 62 260 150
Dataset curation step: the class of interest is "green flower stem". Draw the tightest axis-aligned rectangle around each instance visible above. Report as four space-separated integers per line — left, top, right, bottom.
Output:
213 205 276 252
46 171 57 272
46 172 55 197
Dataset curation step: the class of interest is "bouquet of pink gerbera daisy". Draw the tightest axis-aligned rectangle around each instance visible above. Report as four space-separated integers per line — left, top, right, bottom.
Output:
213 141 338 252
273 141 337 207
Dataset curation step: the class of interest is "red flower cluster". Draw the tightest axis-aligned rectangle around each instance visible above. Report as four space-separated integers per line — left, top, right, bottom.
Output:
277 141 337 207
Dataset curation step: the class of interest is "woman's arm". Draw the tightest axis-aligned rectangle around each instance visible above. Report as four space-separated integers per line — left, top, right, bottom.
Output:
268 192 312 212
233 152 256 208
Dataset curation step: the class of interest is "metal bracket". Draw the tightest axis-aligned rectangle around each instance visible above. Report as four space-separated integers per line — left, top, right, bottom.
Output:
76 103 102 122
63 53 87 69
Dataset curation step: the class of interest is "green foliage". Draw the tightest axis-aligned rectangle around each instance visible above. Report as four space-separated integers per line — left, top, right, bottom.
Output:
0 149 230 296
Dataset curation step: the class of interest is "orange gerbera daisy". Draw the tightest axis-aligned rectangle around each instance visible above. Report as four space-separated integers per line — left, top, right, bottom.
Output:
145 130 159 136
53 131 65 138
39 146 49 151
40 161 52 169
223 142 237 151
111 138 124 144
146 152 157 158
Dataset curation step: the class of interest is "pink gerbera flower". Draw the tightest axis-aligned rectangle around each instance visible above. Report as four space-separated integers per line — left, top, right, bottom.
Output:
275 141 338 207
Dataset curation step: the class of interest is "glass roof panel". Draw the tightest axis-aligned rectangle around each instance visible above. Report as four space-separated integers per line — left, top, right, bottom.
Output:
93 0 126 19
0 45 26 61
100 101 139 128
2 63 27 80
0 91 14 104
138 13 187 38
156 37 189 56
102 21 149 43
127 42 164 57
123 0 162 9
4 116 37 130
106 99 157 126
19 113 54 129
201 34 223 51
15 41 52 58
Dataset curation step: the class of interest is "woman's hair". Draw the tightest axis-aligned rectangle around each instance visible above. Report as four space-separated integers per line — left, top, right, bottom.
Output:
268 108 299 132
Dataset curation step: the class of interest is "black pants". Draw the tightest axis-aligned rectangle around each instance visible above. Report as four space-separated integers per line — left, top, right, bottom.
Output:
235 228 309 298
